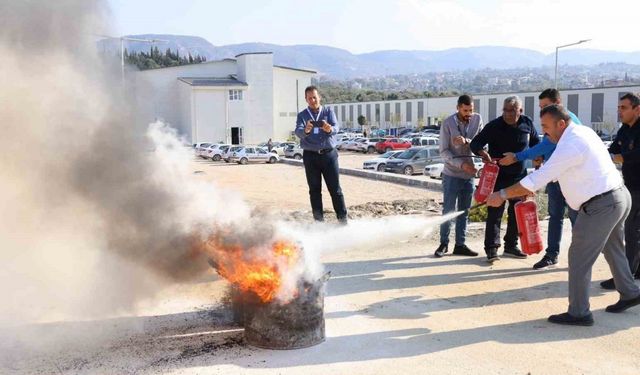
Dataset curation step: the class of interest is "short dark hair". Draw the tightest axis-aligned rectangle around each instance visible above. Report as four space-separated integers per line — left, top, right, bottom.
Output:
305 85 319 96
458 94 473 105
540 104 571 123
619 92 640 108
457 94 473 106
539 88 561 103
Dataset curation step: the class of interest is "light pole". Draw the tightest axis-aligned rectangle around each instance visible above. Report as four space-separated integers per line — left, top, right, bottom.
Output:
96 35 168 83
554 39 591 89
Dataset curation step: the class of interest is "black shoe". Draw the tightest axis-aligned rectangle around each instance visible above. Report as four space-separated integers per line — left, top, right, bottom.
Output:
337 217 348 226
434 243 448 258
600 278 616 290
605 295 640 313
452 244 478 257
486 248 500 263
503 246 527 259
533 255 558 270
548 312 594 326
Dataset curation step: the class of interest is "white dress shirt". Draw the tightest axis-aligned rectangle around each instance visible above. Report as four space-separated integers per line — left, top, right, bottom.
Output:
519 123 623 210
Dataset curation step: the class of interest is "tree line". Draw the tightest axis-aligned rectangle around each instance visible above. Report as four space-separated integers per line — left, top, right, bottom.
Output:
124 46 207 70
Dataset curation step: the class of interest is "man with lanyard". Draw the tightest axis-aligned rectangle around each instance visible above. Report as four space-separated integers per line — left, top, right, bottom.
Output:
486 104 640 326
499 89 582 270
470 96 540 263
601 92 640 289
434 94 483 258
295 86 347 223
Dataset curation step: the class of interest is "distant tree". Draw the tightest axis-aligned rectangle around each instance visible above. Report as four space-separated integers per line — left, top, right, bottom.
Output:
357 115 367 126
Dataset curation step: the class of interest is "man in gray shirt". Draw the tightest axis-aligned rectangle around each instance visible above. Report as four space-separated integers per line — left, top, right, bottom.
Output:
435 94 483 257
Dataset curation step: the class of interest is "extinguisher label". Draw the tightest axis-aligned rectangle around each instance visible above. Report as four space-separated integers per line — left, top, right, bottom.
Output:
524 211 541 244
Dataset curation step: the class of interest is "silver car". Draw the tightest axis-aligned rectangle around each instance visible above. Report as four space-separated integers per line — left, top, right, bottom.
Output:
230 146 279 164
284 144 304 160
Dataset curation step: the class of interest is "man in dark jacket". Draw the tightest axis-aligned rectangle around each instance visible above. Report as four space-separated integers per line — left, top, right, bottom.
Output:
470 96 540 262
602 92 640 289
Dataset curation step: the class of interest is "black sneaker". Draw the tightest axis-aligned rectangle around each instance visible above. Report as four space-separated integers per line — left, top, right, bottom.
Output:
600 278 616 290
605 295 640 313
486 248 500 263
452 244 478 257
434 243 448 258
533 255 558 270
548 312 594 326
503 246 527 259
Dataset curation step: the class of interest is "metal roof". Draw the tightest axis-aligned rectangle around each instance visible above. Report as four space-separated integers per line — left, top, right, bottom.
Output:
177 77 248 87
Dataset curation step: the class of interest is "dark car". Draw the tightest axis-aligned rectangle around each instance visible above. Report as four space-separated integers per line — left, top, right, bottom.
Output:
384 146 441 175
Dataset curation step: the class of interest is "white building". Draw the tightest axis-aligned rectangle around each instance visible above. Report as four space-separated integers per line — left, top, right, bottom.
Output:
133 52 315 144
331 85 640 134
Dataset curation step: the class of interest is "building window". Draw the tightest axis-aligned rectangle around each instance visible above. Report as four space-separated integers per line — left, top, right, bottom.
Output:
279 112 287 117
289 112 297 117
488 98 497 121
524 96 534 119
473 99 480 113
567 94 579 117
417 101 424 120
406 102 412 122
229 90 243 101
591 93 604 123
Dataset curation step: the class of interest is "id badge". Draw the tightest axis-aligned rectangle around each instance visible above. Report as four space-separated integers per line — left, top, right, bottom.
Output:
313 127 319 135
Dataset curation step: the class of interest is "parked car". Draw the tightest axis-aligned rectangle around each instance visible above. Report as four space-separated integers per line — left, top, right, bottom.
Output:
423 159 484 179
270 141 296 156
284 144 304 160
337 137 355 150
203 143 230 159
375 138 412 153
210 145 231 161
223 146 244 162
194 142 214 157
230 146 279 164
411 136 439 147
343 137 367 151
384 146 441 175
362 150 404 172
355 137 386 153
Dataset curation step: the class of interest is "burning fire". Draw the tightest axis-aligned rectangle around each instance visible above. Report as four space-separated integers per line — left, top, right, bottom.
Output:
203 237 300 303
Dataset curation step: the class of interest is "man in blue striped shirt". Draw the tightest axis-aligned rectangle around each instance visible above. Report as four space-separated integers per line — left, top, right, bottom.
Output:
499 89 582 269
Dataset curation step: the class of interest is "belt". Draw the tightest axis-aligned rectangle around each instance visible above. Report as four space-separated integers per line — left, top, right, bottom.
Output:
305 148 334 155
580 186 622 210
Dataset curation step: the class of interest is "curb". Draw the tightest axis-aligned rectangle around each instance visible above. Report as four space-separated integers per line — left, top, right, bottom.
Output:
279 158 442 191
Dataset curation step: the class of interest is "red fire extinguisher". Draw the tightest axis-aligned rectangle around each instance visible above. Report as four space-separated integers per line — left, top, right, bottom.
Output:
474 161 500 204
514 198 544 255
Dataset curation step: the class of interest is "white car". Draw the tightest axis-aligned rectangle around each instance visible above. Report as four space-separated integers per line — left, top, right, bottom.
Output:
210 145 231 161
411 136 439 147
362 150 404 172
424 160 483 179
284 144 304 160
223 146 244 162
336 137 355 150
355 137 386 154
343 137 367 151
203 143 230 160
230 146 279 164
194 142 214 157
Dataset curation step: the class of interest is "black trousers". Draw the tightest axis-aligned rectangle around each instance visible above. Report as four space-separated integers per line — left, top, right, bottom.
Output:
626 190 640 275
303 149 347 221
484 173 526 252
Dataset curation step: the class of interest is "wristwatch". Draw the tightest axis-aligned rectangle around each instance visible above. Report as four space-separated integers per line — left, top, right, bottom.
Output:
499 189 508 200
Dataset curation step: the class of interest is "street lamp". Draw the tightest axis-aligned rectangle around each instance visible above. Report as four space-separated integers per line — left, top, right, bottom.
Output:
554 39 591 88
96 35 168 82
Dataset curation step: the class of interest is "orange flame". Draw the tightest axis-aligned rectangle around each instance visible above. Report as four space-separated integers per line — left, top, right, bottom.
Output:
203 237 300 303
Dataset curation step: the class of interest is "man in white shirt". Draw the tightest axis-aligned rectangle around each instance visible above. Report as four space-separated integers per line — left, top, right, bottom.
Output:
486 104 640 326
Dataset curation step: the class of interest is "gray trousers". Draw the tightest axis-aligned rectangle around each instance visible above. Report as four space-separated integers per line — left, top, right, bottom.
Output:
568 186 640 317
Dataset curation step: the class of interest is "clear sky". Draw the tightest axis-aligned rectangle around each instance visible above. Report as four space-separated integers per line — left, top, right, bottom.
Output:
108 0 639 54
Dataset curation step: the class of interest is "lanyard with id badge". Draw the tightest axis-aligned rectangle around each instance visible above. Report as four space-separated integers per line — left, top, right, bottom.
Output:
307 107 323 135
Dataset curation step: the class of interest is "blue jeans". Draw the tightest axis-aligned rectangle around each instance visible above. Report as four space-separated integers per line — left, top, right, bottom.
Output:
545 181 577 259
439 174 474 246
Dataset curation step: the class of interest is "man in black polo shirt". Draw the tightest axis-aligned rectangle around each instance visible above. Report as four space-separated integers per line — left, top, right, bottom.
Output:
295 86 347 223
470 96 540 262
602 92 640 289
